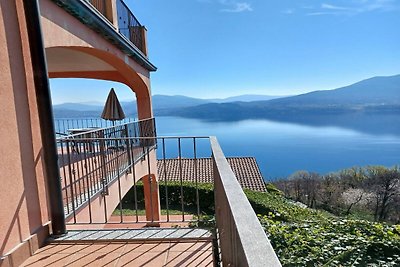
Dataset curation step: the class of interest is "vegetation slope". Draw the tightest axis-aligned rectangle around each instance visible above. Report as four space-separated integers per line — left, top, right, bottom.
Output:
118 182 400 266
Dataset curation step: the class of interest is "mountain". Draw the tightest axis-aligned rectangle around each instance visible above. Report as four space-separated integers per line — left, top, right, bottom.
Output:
53 102 103 112
261 75 400 107
211 94 288 103
152 95 210 110
159 75 400 120
53 74 400 120
52 94 285 118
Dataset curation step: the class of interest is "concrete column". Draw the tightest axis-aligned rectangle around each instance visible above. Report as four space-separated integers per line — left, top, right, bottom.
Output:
142 174 161 226
136 95 153 120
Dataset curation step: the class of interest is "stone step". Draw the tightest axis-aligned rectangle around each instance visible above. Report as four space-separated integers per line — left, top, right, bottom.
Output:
48 228 213 243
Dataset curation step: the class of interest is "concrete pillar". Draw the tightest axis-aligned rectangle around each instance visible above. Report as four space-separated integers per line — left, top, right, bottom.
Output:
136 95 153 120
142 174 161 226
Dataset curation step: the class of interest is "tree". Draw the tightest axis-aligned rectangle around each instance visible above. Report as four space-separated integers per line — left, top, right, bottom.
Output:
318 173 342 213
338 167 367 215
366 166 400 221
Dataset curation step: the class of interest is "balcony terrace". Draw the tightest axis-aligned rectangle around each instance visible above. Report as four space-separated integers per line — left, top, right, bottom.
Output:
13 119 281 266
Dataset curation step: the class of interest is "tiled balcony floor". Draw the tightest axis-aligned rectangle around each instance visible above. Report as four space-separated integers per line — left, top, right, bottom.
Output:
20 229 214 266
21 240 214 266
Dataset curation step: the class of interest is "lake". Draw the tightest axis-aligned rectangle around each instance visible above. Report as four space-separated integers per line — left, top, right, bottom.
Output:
155 116 400 181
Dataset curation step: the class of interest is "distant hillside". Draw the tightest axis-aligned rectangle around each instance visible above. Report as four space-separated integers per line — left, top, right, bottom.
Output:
53 102 103 112
159 75 400 120
52 94 284 118
211 94 287 103
53 101 137 118
152 95 210 110
262 74 400 107
53 74 400 119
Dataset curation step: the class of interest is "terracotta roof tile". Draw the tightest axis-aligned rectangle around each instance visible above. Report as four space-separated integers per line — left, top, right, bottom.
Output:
157 157 266 192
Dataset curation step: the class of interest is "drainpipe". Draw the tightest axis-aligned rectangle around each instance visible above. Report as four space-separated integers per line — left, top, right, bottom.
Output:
22 0 67 237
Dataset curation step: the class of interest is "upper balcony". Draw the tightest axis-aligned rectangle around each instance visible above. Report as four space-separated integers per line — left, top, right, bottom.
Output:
47 0 156 72
85 0 146 55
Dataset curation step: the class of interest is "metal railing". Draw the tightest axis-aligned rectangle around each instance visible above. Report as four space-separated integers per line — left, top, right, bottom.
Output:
58 134 211 225
57 118 156 220
84 0 146 54
54 118 136 137
56 131 281 265
116 0 145 53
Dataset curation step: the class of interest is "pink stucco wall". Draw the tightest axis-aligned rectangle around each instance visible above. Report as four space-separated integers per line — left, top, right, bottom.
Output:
0 0 50 257
1 0 156 259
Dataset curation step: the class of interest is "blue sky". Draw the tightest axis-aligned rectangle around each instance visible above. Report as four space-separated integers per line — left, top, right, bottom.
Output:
50 0 400 104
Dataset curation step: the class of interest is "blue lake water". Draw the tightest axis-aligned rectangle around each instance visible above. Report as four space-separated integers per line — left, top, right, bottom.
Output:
155 116 400 181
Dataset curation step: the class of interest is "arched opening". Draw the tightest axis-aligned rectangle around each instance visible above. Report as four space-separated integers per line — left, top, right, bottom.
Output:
46 46 153 119
45 46 158 226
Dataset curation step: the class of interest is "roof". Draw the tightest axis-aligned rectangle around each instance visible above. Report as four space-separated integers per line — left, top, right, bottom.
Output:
157 157 266 192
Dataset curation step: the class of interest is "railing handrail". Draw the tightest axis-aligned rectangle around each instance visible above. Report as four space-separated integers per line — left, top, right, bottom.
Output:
61 136 211 141
56 117 155 140
210 136 281 266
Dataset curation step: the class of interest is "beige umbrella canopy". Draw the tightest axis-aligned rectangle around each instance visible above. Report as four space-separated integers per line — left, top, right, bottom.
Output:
101 88 126 124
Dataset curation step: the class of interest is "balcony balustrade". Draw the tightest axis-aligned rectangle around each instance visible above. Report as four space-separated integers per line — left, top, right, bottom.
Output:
56 119 281 266
86 0 107 17
83 0 146 54
116 0 145 53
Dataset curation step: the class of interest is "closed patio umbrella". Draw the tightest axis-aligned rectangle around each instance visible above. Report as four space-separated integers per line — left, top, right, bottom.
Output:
101 88 127 151
101 88 126 125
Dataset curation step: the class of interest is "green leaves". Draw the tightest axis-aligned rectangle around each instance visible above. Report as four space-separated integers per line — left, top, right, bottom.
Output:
248 190 400 266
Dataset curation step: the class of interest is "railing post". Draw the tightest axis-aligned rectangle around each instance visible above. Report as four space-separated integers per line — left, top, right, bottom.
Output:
143 167 161 226
140 26 148 56
105 0 118 28
125 124 132 172
99 134 109 196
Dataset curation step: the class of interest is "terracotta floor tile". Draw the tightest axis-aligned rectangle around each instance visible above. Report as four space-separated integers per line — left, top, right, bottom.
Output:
33 243 93 255
20 252 77 267
169 241 212 252
165 250 214 267
73 242 126 254
21 239 214 267
123 242 170 253
68 252 120 267
116 251 167 267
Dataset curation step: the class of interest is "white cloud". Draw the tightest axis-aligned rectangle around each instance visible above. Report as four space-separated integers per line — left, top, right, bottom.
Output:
321 3 351 10
221 2 253 12
305 0 399 16
282 9 295 15
198 0 253 13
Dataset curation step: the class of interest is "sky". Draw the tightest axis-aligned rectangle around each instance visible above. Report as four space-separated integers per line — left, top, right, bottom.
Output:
50 0 400 104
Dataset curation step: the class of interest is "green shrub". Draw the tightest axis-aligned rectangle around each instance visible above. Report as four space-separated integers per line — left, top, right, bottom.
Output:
118 181 214 215
265 182 284 195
